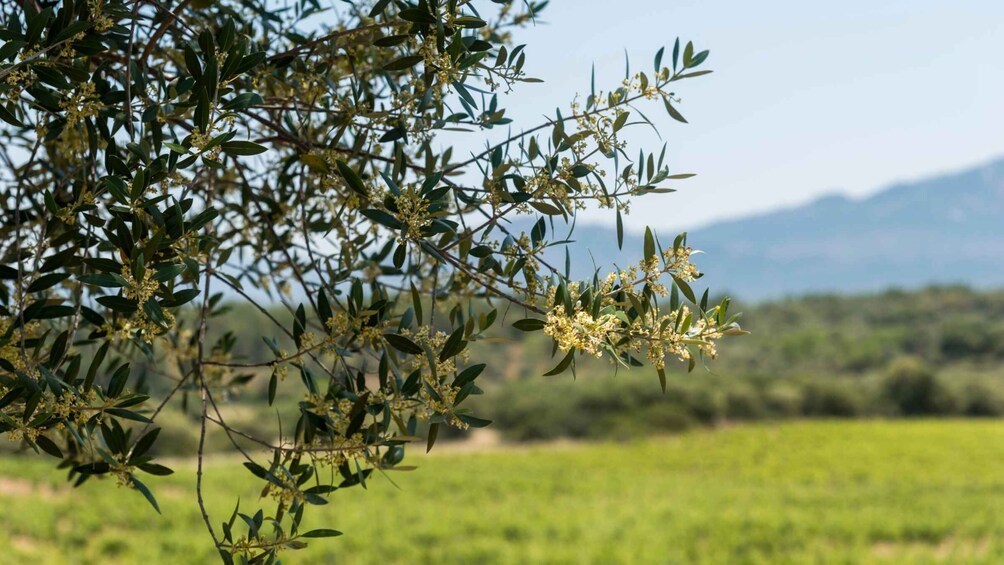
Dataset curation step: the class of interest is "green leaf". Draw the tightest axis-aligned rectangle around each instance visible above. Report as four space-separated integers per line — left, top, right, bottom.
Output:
220 140 268 156
426 422 439 453
399 8 436 24
644 227 656 260
243 461 269 480
34 434 63 458
513 318 545 332
130 475 161 514
143 300 170 329
267 369 277 406
361 209 403 229
184 44 202 78
453 81 477 108
616 208 624 250
138 463 174 476
613 110 629 132
368 0 392 16
543 350 574 376
673 276 697 304
106 363 131 398
457 414 492 428
84 342 109 392
0 104 25 128
438 326 467 362
96 296 138 313
383 333 422 355
26 272 69 293
379 126 407 143
410 282 423 325
161 288 200 308
301 529 343 538
221 92 263 111
529 201 563 216
454 16 487 28
383 55 423 71
105 408 153 423
153 263 186 282
663 98 687 123
336 160 369 197
195 87 210 131
674 70 713 80
453 364 485 387
132 428 160 458
316 291 333 326
235 52 266 75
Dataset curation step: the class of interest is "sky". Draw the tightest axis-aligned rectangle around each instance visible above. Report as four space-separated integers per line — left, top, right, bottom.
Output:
488 0 1004 232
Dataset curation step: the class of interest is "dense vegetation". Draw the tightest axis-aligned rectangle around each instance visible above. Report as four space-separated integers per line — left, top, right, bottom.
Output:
71 284 1003 449
481 285 1004 439
3 420 1004 564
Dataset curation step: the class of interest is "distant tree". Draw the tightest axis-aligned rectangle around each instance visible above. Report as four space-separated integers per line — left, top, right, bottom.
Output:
882 357 955 415
0 0 742 561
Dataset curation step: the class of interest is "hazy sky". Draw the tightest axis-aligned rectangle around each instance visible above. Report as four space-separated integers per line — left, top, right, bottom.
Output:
491 0 1004 232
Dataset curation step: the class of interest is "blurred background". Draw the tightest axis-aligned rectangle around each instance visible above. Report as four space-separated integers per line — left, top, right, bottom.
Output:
6 1 1004 563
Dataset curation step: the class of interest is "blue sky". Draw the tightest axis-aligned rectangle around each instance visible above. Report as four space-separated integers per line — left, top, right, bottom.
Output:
491 0 1004 232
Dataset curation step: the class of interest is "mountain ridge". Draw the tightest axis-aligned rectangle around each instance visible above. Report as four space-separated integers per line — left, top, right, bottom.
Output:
549 156 1004 301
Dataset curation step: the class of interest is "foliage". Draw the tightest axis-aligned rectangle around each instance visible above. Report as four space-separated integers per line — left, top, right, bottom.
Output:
717 286 1004 375
0 0 740 560
469 285 1004 441
4 284 990 454
881 356 955 416
479 367 1004 441
4 421 1004 564
5 284 992 454
165 284 1004 382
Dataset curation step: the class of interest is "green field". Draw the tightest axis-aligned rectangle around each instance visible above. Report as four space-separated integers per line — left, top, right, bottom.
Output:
2 420 1004 564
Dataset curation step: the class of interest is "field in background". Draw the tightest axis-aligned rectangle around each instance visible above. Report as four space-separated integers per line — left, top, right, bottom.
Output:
2 420 1004 564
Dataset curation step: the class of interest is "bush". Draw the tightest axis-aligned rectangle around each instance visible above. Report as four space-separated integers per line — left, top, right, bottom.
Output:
940 319 997 360
762 383 805 418
801 379 868 417
955 379 1004 416
601 404 695 439
724 385 767 420
881 358 958 415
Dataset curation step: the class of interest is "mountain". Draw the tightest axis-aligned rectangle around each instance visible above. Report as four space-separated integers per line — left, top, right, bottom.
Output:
544 157 1004 301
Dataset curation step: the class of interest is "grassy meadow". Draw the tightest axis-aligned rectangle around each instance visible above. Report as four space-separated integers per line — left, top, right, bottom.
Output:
2 420 1004 564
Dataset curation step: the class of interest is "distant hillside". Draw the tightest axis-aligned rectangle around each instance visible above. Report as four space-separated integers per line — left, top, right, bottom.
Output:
547 158 1004 301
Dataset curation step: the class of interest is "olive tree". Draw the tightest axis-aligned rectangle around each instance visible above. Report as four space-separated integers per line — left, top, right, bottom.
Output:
0 0 742 561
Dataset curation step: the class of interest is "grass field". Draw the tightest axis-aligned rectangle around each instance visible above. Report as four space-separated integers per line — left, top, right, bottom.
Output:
2 420 1004 564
